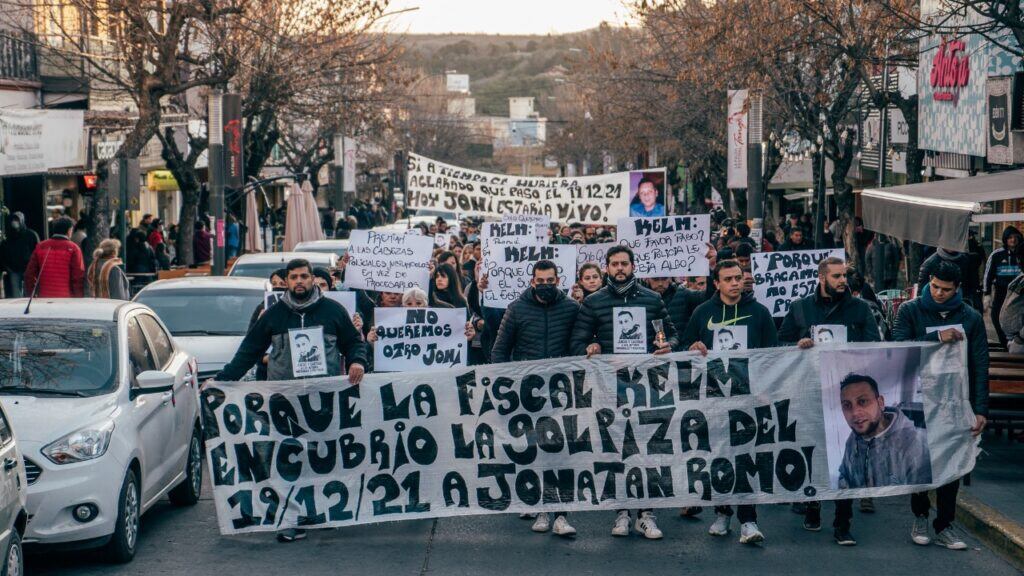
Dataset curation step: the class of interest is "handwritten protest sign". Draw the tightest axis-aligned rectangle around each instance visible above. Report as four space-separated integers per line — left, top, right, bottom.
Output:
480 221 538 254
502 213 550 242
204 342 977 534
483 244 576 308
324 291 358 319
752 249 844 317
345 230 433 293
407 153 665 224
373 307 467 372
576 242 615 269
617 215 710 278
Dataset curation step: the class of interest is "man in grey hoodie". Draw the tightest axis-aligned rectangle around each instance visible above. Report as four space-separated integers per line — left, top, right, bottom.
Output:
837 374 933 490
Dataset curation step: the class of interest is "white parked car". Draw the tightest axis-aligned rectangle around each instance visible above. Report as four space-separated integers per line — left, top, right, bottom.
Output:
294 239 350 258
0 403 28 575
227 251 337 279
0 300 201 563
133 277 271 379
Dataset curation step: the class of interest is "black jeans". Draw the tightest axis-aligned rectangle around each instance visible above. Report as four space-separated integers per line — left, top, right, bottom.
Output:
714 505 756 523
806 499 853 528
911 479 960 533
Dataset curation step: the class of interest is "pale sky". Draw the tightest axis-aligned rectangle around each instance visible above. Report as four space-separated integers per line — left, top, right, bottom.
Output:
387 0 630 35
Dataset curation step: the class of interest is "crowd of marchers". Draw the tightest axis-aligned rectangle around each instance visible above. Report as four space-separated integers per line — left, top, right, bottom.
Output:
208 214 990 550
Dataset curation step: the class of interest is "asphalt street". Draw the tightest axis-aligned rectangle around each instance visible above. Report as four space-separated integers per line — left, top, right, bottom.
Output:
26 473 1022 576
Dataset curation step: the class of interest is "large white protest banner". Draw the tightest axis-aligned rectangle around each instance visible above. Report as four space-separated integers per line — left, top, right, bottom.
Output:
406 152 665 225
752 249 844 317
617 215 711 278
345 230 433 293
204 342 978 534
483 244 576 309
727 89 748 189
373 307 467 372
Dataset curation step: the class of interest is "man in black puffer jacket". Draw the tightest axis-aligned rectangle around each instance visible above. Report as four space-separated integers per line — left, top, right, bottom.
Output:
569 245 677 541
917 248 980 310
491 260 579 537
984 225 1024 347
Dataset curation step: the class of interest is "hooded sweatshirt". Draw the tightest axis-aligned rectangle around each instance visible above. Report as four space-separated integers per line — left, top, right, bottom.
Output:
216 286 367 381
838 408 933 489
917 248 978 296
983 225 1023 294
680 291 778 350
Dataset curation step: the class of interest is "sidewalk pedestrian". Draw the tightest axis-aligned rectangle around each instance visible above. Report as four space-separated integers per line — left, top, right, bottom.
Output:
86 239 130 300
23 216 84 298
984 226 1024 347
194 219 213 265
0 212 39 298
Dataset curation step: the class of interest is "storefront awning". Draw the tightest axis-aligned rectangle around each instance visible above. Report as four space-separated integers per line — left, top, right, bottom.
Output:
862 169 1024 251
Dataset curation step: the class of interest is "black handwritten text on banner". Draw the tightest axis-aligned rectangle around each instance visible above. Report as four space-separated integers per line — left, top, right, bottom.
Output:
617 215 711 278
752 249 844 317
202 343 977 534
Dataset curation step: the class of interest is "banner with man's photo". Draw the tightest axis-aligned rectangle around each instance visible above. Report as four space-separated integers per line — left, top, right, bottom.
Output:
405 153 666 225
202 342 978 534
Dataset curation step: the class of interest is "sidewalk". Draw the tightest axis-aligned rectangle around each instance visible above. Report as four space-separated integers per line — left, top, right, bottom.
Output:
957 431 1024 570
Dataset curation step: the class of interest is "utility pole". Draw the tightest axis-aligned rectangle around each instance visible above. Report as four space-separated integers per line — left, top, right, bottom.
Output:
746 91 764 249
208 89 225 275
877 40 890 189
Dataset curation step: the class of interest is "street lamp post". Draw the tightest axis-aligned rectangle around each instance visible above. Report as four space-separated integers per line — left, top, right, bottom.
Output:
208 89 225 274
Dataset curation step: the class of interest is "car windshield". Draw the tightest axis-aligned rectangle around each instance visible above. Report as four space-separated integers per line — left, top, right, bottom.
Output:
298 245 347 257
228 262 284 279
136 288 262 336
0 320 118 396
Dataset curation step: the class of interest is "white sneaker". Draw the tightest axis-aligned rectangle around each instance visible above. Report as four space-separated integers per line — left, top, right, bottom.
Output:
933 525 967 550
531 512 550 533
611 510 631 537
552 515 577 537
911 516 932 545
708 513 731 536
634 511 663 540
739 522 764 544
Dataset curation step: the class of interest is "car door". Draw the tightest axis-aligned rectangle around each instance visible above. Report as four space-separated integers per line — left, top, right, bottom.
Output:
138 314 194 488
125 314 177 503
0 405 20 544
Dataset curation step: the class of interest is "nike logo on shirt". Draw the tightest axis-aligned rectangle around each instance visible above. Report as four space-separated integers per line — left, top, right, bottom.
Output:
707 315 752 330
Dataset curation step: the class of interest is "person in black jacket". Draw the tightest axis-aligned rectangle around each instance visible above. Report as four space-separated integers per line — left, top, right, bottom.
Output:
917 248 980 311
681 259 777 545
491 260 580 538
895 261 988 551
568 245 676 540
984 226 1024 347
0 211 38 298
779 256 879 546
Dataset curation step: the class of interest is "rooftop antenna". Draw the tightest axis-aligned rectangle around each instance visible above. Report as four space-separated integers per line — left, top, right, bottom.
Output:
23 247 52 315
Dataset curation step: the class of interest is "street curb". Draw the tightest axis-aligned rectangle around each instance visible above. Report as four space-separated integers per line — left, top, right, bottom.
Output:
956 491 1024 571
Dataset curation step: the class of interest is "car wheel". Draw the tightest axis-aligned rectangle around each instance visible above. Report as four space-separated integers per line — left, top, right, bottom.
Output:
103 468 140 564
169 427 202 506
1 530 22 576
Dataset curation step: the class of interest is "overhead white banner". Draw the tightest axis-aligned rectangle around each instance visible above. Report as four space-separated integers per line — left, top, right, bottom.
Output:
617 215 711 278
406 153 666 225
0 109 85 176
203 342 979 534
373 307 467 372
343 137 357 193
345 230 433 293
727 90 748 189
752 249 844 317
483 243 576 309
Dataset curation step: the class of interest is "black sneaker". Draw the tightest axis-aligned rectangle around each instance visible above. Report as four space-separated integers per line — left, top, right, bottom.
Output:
679 506 704 517
803 510 822 531
277 528 307 543
791 502 808 514
834 527 857 546
859 498 875 513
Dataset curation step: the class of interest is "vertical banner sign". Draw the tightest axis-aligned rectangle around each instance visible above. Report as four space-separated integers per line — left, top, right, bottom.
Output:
987 77 1017 165
202 343 978 534
373 307 468 372
406 153 664 225
483 244 577 309
617 215 711 278
752 249 844 317
343 137 357 193
345 230 433 293
727 90 749 189
222 94 244 189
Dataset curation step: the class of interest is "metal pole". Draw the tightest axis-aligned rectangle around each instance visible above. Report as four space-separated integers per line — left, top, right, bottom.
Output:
208 90 225 275
877 41 890 189
118 158 128 264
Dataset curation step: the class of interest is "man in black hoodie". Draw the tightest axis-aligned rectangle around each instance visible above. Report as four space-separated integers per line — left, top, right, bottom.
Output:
917 248 980 311
569 245 677 540
779 256 879 546
491 260 580 537
984 225 1023 347
681 259 777 545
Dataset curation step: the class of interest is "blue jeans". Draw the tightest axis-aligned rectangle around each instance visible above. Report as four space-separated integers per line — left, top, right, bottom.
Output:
3 271 24 298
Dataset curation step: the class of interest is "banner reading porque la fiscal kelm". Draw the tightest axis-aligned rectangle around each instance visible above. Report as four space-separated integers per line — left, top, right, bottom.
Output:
202 341 978 534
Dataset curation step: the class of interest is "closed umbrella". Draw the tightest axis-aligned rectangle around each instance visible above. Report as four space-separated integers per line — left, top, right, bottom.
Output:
302 180 325 243
244 191 262 253
283 180 324 251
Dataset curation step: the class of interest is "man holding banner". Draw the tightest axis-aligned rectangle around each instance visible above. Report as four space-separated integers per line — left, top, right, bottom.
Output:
491 260 581 537
569 245 677 540
682 258 777 544
779 256 879 545
894 261 989 551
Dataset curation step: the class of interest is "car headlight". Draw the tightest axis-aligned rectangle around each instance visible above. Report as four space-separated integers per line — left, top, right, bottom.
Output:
42 421 115 465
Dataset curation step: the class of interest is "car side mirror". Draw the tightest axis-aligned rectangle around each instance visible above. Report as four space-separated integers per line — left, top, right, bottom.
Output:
134 370 175 395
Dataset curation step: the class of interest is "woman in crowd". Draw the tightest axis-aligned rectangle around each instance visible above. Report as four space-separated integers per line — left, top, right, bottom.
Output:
87 239 130 300
572 262 605 303
430 263 468 309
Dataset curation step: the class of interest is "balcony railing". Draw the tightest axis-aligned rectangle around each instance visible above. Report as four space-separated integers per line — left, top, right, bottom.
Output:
0 30 39 82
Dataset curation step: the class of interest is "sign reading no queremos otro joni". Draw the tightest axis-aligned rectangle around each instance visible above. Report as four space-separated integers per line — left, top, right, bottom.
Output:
202 342 977 534
405 153 666 225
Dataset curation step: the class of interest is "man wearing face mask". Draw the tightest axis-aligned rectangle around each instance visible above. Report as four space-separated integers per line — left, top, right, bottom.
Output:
0 212 39 298
215 258 367 543
491 260 580 537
